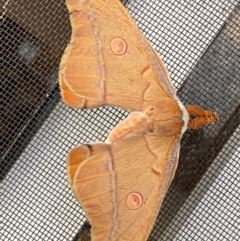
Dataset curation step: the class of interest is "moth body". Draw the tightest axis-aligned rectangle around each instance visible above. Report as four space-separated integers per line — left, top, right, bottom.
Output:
107 98 189 144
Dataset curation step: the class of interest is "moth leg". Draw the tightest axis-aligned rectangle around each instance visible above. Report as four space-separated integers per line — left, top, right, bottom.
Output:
67 144 109 185
185 105 219 129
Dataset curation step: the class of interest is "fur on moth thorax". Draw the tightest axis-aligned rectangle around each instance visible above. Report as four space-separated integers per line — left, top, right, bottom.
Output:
106 98 189 144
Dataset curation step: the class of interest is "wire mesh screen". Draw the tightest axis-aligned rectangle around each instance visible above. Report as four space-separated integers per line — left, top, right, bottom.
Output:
1 0 239 240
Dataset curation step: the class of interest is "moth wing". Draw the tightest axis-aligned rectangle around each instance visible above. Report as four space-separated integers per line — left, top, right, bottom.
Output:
68 134 180 241
60 0 177 111
67 143 109 188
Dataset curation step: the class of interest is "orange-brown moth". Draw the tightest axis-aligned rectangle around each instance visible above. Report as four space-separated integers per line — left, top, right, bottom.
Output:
59 0 219 240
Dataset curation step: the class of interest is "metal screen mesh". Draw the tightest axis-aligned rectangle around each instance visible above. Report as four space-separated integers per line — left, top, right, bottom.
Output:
1 0 239 240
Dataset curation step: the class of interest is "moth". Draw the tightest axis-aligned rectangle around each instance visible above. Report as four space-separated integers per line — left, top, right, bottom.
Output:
59 0 219 240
